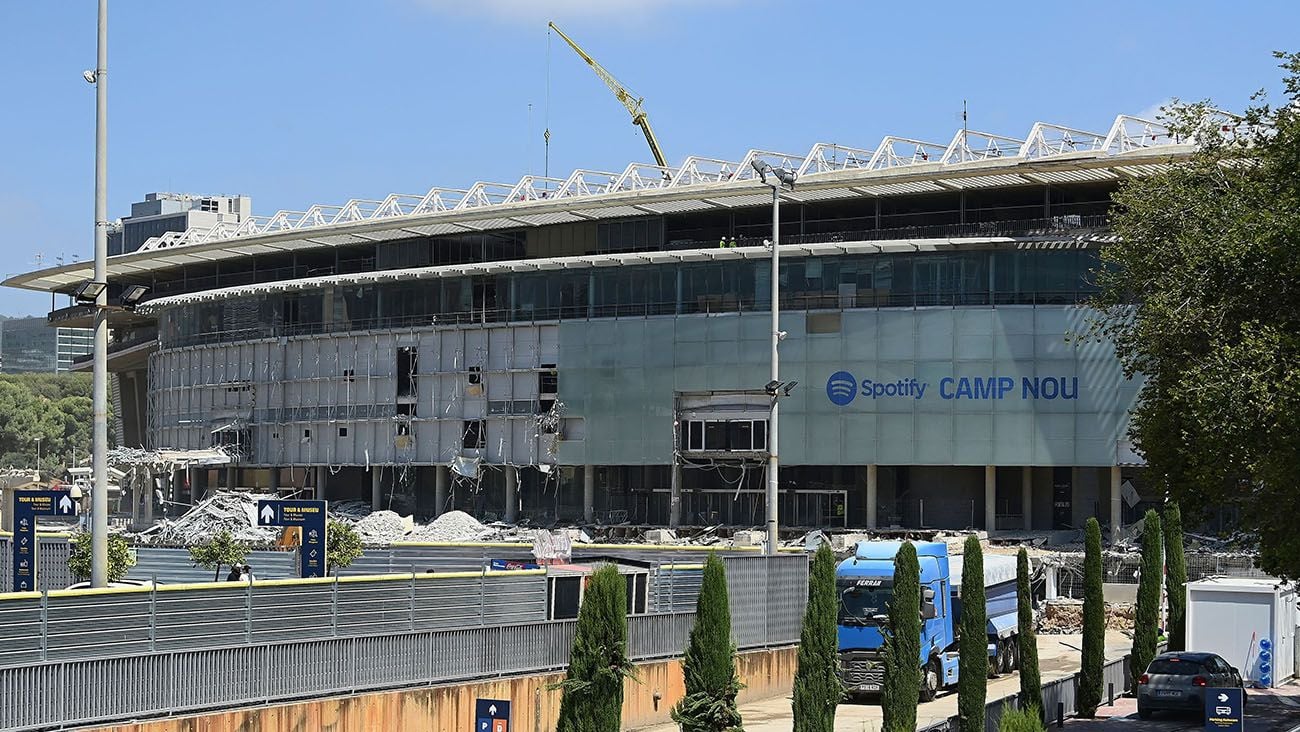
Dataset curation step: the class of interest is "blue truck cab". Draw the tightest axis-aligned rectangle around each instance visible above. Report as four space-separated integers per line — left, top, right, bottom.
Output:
836 540 1020 701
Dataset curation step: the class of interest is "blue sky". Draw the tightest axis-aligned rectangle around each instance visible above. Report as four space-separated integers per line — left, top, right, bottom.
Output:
0 0 1296 315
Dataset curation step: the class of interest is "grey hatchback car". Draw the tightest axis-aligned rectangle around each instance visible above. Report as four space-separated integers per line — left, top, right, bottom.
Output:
1137 651 1247 719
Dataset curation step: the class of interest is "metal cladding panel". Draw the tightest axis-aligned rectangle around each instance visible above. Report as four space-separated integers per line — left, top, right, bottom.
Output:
638 199 717 214
650 566 704 613
723 555 770 649
62 654 172 726
790 186 861 202
0 662 60 729
128 547 296 584
628 611 695 659
765 554 809 644
570 205 645 219
0 597 43 665
351 632 432 689
497 621 573 674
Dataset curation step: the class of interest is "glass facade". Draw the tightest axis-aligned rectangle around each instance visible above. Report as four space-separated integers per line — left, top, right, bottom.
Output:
160 248 1102 347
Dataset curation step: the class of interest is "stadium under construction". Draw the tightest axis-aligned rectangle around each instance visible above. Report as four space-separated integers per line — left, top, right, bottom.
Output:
4 113 1197 535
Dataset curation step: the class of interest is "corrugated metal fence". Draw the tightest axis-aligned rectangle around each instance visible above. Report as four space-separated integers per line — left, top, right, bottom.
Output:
0 537 73 592
0 555 804 732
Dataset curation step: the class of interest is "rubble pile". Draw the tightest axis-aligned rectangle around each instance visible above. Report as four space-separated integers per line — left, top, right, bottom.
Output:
1038 599 1136 634
352 510 412 545
329 500 373 521
138 491 279 545
407 510 489 542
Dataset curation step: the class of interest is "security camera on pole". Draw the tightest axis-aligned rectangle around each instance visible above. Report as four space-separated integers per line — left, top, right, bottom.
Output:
751 159 797 555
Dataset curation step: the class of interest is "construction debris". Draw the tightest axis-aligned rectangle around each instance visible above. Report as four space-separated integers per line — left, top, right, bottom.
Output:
352 510 413 545
1038 599 1136 635
407 510 488 542
136 491 279 545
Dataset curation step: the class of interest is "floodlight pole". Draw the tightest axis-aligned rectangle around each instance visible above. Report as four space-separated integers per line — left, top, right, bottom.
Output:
765 181 780 556
90 0 109 588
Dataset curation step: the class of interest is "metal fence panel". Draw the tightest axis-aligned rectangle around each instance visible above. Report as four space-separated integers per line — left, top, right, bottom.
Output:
128 547 297 584
723 555 770 649
498 621 573 675
628 612 693 660
650 565 703 613
765 555 809 645
0 537 72 592
0 662 59 731
170 645 264 713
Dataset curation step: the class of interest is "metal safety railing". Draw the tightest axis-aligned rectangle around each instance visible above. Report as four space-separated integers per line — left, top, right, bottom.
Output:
919 654 1133 732
0 554 806 732
0 569 548 669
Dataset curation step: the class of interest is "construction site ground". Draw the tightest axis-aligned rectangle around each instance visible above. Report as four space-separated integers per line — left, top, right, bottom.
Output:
634 630 1133 732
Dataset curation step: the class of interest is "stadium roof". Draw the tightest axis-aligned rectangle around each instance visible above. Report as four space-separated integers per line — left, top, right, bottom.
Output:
6 113 1189 294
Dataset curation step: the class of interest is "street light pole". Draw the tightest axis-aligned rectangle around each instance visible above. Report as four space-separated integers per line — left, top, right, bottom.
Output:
90 0 110 588
765 181 780 556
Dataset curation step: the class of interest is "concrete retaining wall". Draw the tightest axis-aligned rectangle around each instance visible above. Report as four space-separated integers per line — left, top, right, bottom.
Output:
87 645 796 732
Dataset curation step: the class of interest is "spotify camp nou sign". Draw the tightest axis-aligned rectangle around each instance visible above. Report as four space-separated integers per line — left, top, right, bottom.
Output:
825 371 1079 407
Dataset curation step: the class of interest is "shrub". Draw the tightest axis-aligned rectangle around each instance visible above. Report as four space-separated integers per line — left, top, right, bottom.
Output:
1078 517 1104 717
326 519 363 573
1016 548 1042 716
882 542 921 732
999 703 1046 732
187 530 248 581
958 535 987 732
67 531 135 583
672 553 744 732
792 543 840 732
555 564 634 732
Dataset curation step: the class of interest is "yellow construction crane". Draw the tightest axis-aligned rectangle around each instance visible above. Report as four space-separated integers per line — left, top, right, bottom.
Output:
548 21 669 168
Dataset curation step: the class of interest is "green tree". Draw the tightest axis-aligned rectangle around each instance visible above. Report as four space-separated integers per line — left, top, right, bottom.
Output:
958 535 986 732
1077 518 1104 717
67 530 135 583
326 519 363 573
882 542 921 732
1132 510 1164 686
1163 503 1188 652
188 530 249 581
792 544 840 732
555 564 634 732
1016 548 1042 716
672 553 744 732
1089 52 1300 579
0 374 101 472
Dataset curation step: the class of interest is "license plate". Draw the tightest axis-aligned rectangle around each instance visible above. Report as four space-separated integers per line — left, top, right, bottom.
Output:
858 684 881 692
1155 690 1182 698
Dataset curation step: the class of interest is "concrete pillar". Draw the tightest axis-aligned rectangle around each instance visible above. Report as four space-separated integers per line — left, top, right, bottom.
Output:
1045 563 1059 600
314 466 327 500
1109 465 1123 540
142 471 154 525
865 464 878 530
269 467 280 493
434 465 449 516
371 468 382 511
186 466 198 504
1022 466 1033 531
668 463 681 528
504 467 518 524
583 465 595 524
226 466 238 490
985 465 997 532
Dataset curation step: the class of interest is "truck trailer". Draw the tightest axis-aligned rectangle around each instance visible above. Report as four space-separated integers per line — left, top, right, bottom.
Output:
836 540 1020 700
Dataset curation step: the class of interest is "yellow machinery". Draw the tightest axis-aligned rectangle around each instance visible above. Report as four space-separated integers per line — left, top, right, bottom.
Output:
548 21 669 168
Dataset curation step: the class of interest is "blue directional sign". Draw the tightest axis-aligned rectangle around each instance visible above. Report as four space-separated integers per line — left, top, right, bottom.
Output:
256 499 328 578
12 490 77 592
1205 687 1244 732
474 698 510 732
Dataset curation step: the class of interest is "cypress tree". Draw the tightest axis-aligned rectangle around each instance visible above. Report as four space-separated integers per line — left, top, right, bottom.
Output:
792 543 840 732
673 553 744 732
1132 510 1164 687
958 535 987 732
1077 517 1104 717
1163 503 1187 652
883 542 921 732
1016 548 1042 716
555 564 634 732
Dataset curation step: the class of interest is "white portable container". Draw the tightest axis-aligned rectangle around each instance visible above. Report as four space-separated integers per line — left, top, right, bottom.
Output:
1186 576 1297 687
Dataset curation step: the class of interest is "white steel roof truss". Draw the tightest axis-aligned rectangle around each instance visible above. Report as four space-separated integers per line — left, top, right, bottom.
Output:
1019 122 1106 159
731 149 804 183
868 137 947 169
797 143 877 177
670 156 742 186
557 169 623 198
940 129 1026 165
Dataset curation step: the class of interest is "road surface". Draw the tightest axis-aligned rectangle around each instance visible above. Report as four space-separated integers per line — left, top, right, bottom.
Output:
635 631 1133 731
1065 685 1300 732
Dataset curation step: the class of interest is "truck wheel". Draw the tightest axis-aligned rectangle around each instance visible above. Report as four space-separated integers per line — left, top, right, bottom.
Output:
1005 638 1019 672
919 659 941 703
988 651 1000 679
